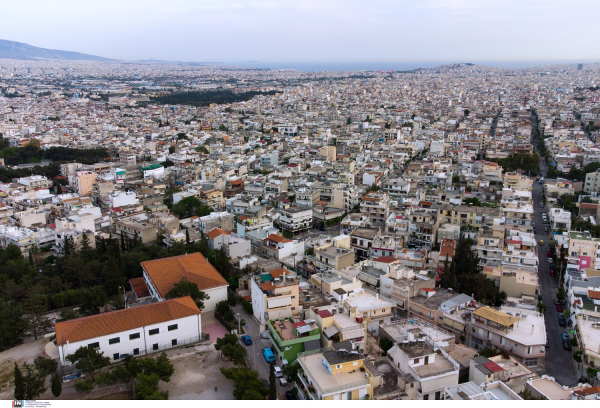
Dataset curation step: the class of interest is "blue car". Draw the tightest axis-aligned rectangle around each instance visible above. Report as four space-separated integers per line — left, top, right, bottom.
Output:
262 347 275 363
561 333 569 341
241 335 252 345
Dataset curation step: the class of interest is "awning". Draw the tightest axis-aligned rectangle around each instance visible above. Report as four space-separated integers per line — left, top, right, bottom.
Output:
304 339 320 352
324 325 340 338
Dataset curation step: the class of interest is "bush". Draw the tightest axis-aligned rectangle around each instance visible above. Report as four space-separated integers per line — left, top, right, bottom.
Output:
242 299 253 314
74 379 94 393
34 356 58 377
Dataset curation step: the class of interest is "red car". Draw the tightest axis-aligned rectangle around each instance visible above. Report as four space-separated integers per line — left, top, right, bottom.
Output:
550 269 555 276
547 250 553 257
556 304 563 312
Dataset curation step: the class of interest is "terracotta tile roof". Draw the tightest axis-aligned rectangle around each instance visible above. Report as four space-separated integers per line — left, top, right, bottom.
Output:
483 361 504 373
374 256 398 264
317 310 333 318
267 234 292 244
207 227 229 240
588 290 600 300
141 252 228 298
55 296 200 346
129 277 150 298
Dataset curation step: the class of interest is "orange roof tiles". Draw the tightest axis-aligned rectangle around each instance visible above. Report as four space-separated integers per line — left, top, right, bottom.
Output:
207 228 229 240
141 252 228 298
55 296 200 345
267 234 292 244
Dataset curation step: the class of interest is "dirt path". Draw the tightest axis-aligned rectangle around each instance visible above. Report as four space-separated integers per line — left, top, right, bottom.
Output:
0 338 52 399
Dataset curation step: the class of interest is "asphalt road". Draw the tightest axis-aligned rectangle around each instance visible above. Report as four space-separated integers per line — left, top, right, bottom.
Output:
233 305 294 399
533 173 579 385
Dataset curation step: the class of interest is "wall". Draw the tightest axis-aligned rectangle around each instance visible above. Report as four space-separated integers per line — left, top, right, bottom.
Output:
203 286 228 312
58 314 201 365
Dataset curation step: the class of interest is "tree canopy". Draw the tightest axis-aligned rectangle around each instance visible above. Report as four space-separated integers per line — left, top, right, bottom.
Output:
164 278 210 311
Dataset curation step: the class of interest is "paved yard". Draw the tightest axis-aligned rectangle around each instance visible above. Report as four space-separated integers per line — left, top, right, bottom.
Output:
204 322 230 343
161 345 236 400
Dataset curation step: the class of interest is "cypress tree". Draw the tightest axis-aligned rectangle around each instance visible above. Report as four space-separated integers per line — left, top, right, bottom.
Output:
268 362 276 400
51 372 62 397
14 363 25 400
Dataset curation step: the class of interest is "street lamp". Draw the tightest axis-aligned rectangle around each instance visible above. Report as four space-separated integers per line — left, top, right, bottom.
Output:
236 312 241 336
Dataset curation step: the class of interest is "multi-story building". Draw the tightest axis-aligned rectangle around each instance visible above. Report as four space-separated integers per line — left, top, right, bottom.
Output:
296 343 376 400
382 319 460 400
350 228 381 261
470 306 546 370
584 168 600 193
278 206 312 234
360 192 390 228
435 204 500 228
567 231 600 271
75 171 97 197
266 316 320 365
548 208 571 232
251 268 300 330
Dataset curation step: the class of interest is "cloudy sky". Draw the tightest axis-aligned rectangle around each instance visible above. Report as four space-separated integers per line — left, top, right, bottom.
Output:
1 0 598 63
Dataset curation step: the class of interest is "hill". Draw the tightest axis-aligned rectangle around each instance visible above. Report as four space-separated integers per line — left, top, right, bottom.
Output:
0 39 113 61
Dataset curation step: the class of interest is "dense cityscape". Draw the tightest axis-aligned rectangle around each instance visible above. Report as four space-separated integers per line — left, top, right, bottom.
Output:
0 55 599 402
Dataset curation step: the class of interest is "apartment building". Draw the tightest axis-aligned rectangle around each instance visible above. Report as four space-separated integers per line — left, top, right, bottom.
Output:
548 208 571 231
360 191 390 228
296 343 375 400
267 316 320 365
567 231 600 270
470 306 546 370
435 204 500 227
278 206 312 234
574 316 600 374
343 290 396 336
251 268 300 330
75 171 97 197
475 226 505 268
382 319 460 400
350 228 381 261
501 200 534 229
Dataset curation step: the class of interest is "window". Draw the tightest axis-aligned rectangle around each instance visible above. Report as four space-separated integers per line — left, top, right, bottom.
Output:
382 309 385 313
168 324 178 332
129 333 140 340
172 339 178 346
413 358 419 364
109 337 120 345
88 342 100 349
113 353 120 360
153 343 159 351
524 358 538 367
149 328 159 336
133 348 139 356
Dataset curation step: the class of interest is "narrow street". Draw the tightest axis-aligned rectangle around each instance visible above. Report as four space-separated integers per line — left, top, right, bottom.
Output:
531 111 579 385
233 304 293 398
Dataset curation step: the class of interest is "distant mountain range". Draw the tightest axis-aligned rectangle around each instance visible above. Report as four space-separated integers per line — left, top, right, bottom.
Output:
0 39 113 61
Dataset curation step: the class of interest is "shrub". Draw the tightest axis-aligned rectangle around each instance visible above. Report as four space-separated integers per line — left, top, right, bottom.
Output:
74 379 94 393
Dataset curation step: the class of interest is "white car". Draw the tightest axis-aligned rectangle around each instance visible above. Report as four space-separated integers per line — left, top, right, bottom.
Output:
274 365 283 378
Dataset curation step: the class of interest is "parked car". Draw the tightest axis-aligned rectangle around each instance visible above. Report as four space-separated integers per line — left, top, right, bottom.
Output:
554 299 562 305
561 333 570 341
285 390 295 400
562 340 572 350
262 347 275 363
550 269 555 276
279 377 288 386
241 335 252 345
558 314 567 327
548 257 554 265
547 250 553 257
556 304 563 312
274 365 283 378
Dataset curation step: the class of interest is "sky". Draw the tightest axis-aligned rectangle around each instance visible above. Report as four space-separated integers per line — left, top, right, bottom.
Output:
1 0 599 63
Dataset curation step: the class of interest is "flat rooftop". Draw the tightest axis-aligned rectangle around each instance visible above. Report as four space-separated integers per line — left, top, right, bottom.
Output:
380 318 454 344
529 378 571 400
344 291 395 312
300 353 370 395
500 306 546 346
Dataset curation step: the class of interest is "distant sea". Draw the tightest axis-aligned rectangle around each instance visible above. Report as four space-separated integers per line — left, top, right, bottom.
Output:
219 60 599 72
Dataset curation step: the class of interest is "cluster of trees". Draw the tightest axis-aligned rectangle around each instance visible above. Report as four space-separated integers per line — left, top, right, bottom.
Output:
169 196 212 219
0 138 108 166
567 161 600 181
490 153 541 175
220 366 269 400
214 334 246 366
66 347 173 399
145 90 278 107
13 356 60 400
0 228 234 351
438 238 506 306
